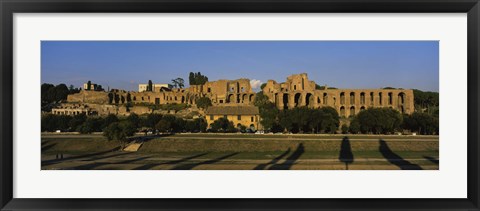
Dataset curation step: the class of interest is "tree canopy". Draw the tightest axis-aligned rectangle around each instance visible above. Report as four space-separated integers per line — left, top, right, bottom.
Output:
189 72 209 85
413 89 439 114
171 78 185 88
196 97 212 109
350 108 402 134
41 83 80 110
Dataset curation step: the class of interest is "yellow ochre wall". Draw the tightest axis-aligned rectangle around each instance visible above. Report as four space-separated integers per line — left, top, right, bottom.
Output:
206 114 261 130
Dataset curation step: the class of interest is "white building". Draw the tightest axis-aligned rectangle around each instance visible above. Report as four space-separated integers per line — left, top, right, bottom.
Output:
138 83 172 92
83 82 98 90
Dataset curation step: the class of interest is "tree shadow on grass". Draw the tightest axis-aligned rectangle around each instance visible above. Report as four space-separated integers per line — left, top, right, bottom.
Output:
268 143 304 170
129 133 174 143
339 137 354 170
170 153 239 170
41 143 57 152
253 148 291 170
42 147 121 167
72 156 152 170
423 156 439 165
379 139 422 170
83 152 133 162
132 153 210 170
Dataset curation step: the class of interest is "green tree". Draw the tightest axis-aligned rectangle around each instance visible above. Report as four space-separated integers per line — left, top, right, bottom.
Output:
102 114 119 128
155 119 171 132
189 72 209 85
87 81 91 90
341 124 349 134
145 113 162 129
210 118 236 132
349 118 360 134
260 83 267 90
253 92 280 131
171 78 185 88
189 72 195 85
148 80 153 92
103 122 134 149
77 118 98 134
68 113 87 131
196 97 212 109
403 112 438 135
413 89 439 114
126 113 141 128
353 108 402 134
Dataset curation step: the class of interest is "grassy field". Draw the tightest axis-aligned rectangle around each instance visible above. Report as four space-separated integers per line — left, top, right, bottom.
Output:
41 133 439 170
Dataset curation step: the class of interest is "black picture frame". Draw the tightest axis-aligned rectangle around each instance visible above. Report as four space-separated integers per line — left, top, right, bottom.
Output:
1 0 479 210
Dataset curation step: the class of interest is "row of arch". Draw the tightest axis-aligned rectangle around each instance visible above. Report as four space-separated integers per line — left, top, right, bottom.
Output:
226 93 256 104
275 91 407 109
339 92 406 106
339 105 406 117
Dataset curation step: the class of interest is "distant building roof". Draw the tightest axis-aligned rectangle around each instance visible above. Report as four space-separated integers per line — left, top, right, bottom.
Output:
206 106 259 115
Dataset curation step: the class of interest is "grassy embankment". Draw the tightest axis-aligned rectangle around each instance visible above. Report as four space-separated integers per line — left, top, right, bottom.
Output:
41 133 438 161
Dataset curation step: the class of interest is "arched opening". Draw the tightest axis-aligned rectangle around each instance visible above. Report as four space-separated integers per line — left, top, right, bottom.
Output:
360 92 365 104
242 94 247 103
317 97 321 104
388 92 393 105
249 94 254 102
249 124 255 131
398 92 405 105
305 93 312 107
370 92 374 105
340 106 346 117
227 94 234 103
340 92 345 104
400 105 405 114
283 93 289 110
323 93 328 105
181 96 185 104
360 106 365 111
350 106 355 116
379 93 383 105
350 92 355 104
237 123 243 129
294 93 301 107
133 96 136 101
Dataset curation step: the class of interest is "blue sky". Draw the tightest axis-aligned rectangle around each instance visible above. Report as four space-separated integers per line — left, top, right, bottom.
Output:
41 41 439 92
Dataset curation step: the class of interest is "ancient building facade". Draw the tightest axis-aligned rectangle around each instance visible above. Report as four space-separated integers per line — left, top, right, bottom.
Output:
205 105 261 130
65 78 257 115
262 73 415 117
138 83 172 92
51 103 92 116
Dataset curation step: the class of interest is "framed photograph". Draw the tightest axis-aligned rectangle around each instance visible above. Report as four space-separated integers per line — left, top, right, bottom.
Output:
1 0 479 210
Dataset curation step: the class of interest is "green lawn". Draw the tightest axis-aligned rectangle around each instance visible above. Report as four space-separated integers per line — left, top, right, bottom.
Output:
41 133 438 170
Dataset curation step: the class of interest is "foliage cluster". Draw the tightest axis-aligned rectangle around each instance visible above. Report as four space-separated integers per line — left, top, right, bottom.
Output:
188 72 209 85
41 112 208 135
41 83 80 107
196 97 212 109
253 92 340 133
